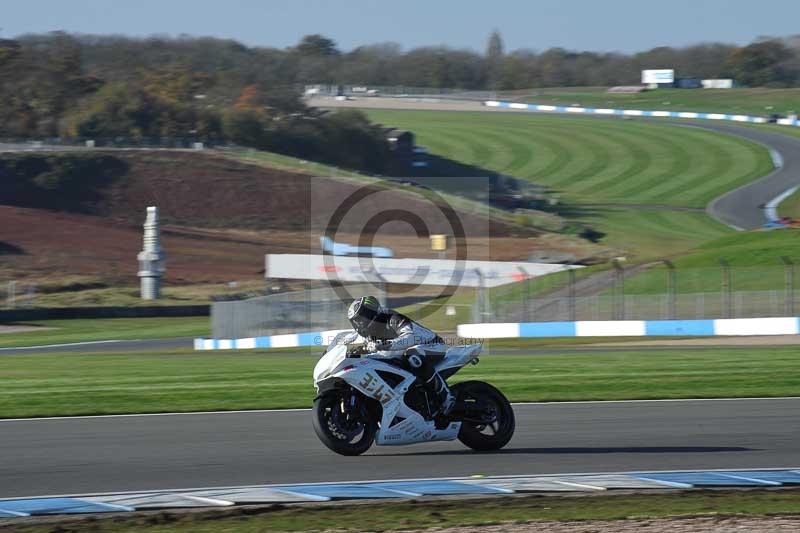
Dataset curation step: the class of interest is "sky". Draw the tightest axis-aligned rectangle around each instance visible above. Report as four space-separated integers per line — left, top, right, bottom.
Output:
3 0 800 53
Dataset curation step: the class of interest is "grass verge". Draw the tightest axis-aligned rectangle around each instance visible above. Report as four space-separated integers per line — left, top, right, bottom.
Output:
359 108 767 261
5 489 800 532
615 229 800 294
1 345 798 418
362 110 771 209
0 317 209 349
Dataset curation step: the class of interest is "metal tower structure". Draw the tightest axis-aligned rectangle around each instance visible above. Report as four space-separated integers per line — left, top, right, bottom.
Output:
137 206 166 300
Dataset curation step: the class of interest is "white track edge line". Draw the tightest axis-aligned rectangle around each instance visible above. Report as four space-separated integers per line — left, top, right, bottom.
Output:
0 340 134 351
2 396 799 422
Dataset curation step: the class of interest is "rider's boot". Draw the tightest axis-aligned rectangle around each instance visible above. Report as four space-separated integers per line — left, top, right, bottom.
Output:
404 348 454 418
425 372 454 416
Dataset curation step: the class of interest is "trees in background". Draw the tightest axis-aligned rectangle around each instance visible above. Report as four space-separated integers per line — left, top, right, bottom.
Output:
485 30 504 89
4 31 800 100
4 30 800 172
724 40 795 87
0 33 391 173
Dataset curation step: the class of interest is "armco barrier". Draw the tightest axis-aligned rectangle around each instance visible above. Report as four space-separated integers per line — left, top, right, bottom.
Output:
457 316 800 339
484 100 800 127
195 316 800 350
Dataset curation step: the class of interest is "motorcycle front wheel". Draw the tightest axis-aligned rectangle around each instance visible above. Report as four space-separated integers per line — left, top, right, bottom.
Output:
452 380 515 451
312 388 378 456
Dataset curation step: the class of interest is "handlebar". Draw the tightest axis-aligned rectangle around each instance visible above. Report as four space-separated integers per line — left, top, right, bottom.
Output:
347 345 366 357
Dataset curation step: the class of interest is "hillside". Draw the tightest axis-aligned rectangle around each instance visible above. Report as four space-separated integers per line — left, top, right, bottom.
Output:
0 150 529 234
359 109 769 259
0 150 607 306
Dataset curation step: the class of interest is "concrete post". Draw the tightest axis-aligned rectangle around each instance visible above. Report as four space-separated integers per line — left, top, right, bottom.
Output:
137 206 166 300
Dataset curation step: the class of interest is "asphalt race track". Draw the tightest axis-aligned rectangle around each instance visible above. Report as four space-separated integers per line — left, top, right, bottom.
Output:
1 398 798 498
4 103 800 501
682 122 800 230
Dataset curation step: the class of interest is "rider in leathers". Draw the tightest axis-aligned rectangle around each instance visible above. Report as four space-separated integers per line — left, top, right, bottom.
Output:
347 296 454 415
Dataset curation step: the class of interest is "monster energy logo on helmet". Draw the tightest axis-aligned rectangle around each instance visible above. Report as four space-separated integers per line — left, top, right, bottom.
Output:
348 295 380 318
348 296 382 334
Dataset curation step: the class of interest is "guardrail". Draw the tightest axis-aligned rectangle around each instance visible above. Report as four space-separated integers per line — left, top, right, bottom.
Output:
195 316 800 350
195 328 352 350
484 100 800 126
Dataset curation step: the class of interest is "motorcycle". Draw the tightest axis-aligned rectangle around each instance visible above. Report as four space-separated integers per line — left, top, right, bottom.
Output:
312 331 515 456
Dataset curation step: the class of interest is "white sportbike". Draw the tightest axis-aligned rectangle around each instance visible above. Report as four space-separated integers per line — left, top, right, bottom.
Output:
312 331 515 455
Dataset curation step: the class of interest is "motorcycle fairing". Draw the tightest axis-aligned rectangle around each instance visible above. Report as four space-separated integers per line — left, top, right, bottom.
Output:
314 348 461 445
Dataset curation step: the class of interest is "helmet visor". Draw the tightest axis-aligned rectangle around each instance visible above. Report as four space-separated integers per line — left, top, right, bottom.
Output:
349 303 379 333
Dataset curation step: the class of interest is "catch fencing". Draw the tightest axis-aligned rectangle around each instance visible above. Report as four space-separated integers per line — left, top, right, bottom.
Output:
478 261 800 323
213 261 800 338
211 283 385 339
487 290 800 323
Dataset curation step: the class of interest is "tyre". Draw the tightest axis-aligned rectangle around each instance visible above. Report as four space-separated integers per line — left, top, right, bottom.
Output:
312 388 377 456
452 381 515 451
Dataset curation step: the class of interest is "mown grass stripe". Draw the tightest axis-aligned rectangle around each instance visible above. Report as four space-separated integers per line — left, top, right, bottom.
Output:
599 127 693 200
567 128 653 196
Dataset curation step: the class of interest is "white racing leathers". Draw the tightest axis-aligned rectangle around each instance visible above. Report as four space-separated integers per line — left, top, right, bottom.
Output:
365 311 453 413
368 312 447 358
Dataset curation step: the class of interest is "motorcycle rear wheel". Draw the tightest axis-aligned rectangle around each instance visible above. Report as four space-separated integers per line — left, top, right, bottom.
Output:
312 388 377 456
452 380 515 451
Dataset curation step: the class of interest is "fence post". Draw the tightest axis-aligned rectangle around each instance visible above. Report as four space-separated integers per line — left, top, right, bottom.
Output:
568 268 576 322
525 276 532 322
24 283 36 308
663 260 676 319
781 256 795 316
474 269 489 322
612 259 625 320
6 281 15 308
720 259 732 318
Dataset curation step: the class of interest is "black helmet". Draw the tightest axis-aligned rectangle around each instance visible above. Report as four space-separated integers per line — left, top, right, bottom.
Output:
348 295 382 336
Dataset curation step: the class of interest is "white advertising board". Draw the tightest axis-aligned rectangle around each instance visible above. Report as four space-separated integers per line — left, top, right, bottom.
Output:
702 79 734 89
641 69 675 84
266 254 581 288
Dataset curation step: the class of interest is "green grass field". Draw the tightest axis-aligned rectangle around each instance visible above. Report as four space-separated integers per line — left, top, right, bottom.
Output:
780 191 800 218
619 229 800 294
12 490 800 532
0 317 209 348
362 109 770 260
1 346 797 418
507 87 800 116
364 110 770 208
582 207 732 258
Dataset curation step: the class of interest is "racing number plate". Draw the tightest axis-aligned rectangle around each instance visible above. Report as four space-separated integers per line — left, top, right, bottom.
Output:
358 373 396 406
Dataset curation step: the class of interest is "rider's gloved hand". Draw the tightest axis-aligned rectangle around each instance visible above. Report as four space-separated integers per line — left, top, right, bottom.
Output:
366 340 386 353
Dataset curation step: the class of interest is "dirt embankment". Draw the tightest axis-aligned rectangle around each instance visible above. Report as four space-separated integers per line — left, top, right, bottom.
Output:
0 150 522 236
0 151 600 286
